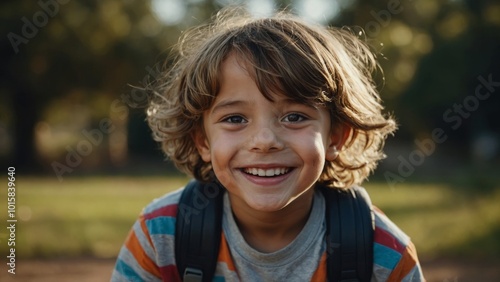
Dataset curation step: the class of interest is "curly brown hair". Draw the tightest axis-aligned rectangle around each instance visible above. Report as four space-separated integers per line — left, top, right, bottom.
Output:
147 7 396 189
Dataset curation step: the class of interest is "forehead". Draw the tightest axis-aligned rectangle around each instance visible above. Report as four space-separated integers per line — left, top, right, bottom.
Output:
217 53 273 103
219 53 251 84
214 53 324 113
217 51 309 104
218 53 293 103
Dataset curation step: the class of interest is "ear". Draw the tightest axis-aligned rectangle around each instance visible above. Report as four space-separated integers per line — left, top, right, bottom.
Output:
192 127 211 163
326 123 351 161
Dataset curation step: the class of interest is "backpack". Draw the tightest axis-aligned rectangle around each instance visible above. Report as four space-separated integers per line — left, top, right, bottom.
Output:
175 179 374 282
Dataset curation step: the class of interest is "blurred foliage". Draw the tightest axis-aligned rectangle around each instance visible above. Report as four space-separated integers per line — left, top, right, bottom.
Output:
1 0 499 174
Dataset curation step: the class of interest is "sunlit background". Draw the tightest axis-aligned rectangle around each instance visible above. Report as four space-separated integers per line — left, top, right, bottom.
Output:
2 0 499 176
1 0 500 280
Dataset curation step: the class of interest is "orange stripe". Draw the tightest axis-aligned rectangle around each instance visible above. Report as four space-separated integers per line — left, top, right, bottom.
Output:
139 215 156 251
386 242 420 282
217 233 237 272
310 252 327 282
124 226 162 278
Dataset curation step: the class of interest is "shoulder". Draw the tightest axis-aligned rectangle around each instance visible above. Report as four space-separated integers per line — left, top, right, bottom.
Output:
372 207 425 281
112 186 186 282
139 187 184 236
143 186 184 216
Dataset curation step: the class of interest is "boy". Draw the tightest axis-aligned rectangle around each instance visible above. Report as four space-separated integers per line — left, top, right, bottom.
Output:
112 8 424 282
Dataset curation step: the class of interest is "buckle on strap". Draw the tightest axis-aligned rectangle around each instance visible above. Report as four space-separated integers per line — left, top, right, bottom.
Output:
183 267 203 282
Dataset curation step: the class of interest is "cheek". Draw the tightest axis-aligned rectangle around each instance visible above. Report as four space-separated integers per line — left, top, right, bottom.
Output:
209 138 235 168
307 134 329 169
311 153 326 174
288 131 325 160
209 140 238 190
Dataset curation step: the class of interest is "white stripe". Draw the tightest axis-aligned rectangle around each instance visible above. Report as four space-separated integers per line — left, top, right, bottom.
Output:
143 187 184 214
150 234 176 267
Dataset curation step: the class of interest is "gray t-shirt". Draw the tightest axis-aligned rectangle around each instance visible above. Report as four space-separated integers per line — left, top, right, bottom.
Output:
222 190 326 281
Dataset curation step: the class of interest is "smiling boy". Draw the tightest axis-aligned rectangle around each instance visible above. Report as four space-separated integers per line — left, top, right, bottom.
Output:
193 53 347 254
112 8 424 282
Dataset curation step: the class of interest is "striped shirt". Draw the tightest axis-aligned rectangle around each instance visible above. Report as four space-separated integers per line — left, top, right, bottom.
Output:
112 187 424 281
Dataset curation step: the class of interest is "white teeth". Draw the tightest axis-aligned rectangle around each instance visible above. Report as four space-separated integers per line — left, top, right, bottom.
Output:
244 167 289 177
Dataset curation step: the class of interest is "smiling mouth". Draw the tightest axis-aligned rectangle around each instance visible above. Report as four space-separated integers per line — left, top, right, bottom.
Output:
242 167 292 177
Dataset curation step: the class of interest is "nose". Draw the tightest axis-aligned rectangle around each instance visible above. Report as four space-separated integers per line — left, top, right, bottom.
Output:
248 125 284 153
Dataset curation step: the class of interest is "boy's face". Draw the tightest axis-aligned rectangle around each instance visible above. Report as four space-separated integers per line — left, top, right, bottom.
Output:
195 53 347 212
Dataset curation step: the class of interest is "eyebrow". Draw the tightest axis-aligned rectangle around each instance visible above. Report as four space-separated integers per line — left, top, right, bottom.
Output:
209 97 317 115
210 99 249 115
280 97 319 110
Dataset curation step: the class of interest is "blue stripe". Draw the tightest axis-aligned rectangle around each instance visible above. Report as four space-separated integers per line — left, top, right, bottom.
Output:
146 216 176 235
374 242 402 270
213 276 226 282
115 258 143 282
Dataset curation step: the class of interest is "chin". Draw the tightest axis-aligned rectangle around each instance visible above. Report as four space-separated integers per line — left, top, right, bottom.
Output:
245 197 289 212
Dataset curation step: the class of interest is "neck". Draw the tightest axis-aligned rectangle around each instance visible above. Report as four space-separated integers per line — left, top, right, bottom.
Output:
229 189 315 253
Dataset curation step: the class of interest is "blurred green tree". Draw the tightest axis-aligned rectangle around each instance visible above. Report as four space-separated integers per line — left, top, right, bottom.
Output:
1 0 183 170
1 0 498 174
335 0 500 162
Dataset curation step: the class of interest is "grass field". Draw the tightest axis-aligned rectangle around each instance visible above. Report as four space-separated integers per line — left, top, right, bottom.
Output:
1 176 499 261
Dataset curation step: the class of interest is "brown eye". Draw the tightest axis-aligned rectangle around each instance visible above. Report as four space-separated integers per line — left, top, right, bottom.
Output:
282 113 305 123
224 115 246 123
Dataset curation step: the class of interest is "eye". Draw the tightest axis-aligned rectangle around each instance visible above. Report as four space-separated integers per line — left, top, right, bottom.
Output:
223 115 247 124
282 113 306 123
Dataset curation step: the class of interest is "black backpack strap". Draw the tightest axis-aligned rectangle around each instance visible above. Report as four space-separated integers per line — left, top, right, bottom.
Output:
175 179 225 282
321 185 374 282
